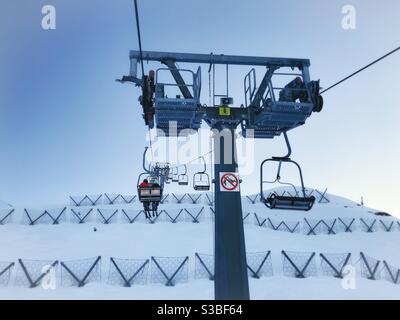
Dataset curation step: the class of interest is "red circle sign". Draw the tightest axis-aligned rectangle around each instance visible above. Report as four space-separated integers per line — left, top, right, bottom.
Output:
220 173 239 191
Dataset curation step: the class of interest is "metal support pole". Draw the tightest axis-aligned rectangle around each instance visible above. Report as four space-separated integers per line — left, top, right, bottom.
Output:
212 124 249 300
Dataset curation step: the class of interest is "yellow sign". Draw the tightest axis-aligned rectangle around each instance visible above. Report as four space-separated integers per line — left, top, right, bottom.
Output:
219 106 231 116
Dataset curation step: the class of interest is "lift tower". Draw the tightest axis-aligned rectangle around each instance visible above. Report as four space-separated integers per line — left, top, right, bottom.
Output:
119 51 323 299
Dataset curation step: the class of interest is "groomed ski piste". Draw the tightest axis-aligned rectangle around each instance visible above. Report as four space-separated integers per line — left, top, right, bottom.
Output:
0 188 399 300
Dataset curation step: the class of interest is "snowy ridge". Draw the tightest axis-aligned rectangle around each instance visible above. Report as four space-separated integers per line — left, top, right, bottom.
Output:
0 189 399 299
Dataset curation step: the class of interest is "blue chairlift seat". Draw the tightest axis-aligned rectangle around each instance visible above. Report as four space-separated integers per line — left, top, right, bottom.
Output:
264 192 315 211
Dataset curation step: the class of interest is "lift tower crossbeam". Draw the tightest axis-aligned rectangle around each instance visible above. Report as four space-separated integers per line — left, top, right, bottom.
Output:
129 50 311 68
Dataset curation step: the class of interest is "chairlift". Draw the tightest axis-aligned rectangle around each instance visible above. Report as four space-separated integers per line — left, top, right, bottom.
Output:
178 165 189 186
137 173 163 203
137 147 164 204
193 157 210 191
171 167 179 182
159 162 171 177
260 132 315 211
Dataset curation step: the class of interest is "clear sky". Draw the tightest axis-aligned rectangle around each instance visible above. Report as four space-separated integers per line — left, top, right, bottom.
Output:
0 0 399 216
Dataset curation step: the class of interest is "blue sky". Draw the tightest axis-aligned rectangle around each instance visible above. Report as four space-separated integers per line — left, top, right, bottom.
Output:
0 0 399 216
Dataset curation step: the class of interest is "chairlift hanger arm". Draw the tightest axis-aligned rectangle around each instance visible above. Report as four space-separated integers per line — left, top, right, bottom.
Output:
271 131 292 159
200 156 207 174
181 164 187 175
142 147 151 173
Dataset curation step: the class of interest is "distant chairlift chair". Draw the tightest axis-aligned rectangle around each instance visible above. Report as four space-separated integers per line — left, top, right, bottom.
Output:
178 165 189 186
155 162 171 184
171 167 179 183
193 157 210 191
260 132 315 211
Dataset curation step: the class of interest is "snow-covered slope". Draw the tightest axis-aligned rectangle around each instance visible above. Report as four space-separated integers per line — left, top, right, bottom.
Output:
0 189 399 300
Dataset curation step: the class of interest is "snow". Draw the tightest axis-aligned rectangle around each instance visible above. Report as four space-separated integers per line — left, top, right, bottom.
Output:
2 277 400 300
0 200 12 209
0 189 399 300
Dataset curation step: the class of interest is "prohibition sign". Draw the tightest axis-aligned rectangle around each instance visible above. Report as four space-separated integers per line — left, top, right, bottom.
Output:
220 172 239 192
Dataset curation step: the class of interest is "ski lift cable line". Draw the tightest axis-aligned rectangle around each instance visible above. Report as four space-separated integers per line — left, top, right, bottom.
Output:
321 45 400 94
133 0 145 77
170 149 214 170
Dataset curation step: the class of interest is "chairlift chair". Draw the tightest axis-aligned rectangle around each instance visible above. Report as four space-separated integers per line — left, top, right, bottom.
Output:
156 162 171 184
160 163 171 177
193 157 210 191
260 132 315 211
171 167 179 182
178 165 189 186
137 173 163 203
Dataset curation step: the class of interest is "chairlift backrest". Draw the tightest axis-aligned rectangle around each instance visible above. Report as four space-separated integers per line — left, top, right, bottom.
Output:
265 193 315 211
